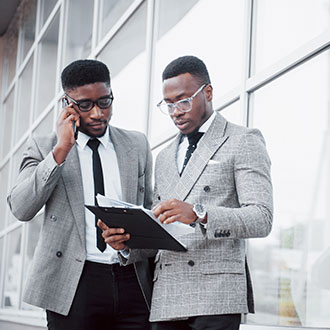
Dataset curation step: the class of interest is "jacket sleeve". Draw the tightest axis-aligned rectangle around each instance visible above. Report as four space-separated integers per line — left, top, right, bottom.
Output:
7 136 63 221
205 130 273 240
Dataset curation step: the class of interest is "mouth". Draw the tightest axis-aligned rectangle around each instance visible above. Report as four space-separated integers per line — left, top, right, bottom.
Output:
174 120 189 130
88 121 106 129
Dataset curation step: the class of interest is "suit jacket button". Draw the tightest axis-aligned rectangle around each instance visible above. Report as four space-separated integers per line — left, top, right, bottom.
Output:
157 195 161 200
203 186 210 192
139 187 145 193
50 215 57 222
56 251 62 258
188 260 195 266
214 229 221 238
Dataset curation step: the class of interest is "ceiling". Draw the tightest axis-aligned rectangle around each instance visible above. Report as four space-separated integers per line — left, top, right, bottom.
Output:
0 0 22 36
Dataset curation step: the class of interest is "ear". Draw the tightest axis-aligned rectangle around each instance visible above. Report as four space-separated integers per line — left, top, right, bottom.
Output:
204 84 213 102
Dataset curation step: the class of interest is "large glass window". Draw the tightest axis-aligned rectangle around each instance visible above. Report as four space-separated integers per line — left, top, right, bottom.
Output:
253 0 330 74
35 12 60 119
62 0 94 70
15 56 34 143
1 90 15 159
0 161 10 231
149 0 244 143
98 1 147 132
248 50 330 328
219 101 242 126
99 0 134 42
33 108 54 136
39 0 58 32
3 228 22 310
20 0 37 64
4 24 19 88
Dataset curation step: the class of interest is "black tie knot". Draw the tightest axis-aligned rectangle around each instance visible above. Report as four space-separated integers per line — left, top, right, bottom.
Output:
180 131 204 176
87 138 101 151
187 132 204 146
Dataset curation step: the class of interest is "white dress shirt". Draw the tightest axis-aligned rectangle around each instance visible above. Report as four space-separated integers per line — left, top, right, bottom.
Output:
76 126 122 264
177 111 216 172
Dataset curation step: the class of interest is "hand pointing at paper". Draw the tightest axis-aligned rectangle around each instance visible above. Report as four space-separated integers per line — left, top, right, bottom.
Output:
152 198 207 225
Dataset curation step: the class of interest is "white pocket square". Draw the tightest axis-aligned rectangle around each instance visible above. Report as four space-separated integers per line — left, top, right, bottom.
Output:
208 159 220 165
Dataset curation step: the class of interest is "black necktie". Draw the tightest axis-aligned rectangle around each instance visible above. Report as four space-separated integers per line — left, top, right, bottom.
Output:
180 132 204 175
87 138 106 252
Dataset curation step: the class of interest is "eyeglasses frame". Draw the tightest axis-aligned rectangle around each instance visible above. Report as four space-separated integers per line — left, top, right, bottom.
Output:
157 84 207 115
64 92 114 112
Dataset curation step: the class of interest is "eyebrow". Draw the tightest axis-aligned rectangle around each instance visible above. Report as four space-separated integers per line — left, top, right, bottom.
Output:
74 94 111 102
164 93 188 103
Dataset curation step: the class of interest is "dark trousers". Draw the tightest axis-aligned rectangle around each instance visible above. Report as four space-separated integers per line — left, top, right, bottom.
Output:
151 314 241 330
47 261 150 330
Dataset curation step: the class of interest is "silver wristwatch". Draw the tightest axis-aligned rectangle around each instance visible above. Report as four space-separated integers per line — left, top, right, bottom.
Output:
192 204 206 223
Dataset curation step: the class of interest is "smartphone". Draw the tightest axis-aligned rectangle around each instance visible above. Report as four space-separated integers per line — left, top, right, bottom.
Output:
62 97 78 140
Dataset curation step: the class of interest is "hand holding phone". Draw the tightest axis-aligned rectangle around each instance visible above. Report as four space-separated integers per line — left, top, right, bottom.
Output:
62 97 79 140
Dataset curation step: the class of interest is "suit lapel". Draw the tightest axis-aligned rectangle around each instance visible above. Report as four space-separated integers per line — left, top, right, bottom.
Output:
156 134 181 199
62 145 86 245
109 126 138 204
174 113 229 201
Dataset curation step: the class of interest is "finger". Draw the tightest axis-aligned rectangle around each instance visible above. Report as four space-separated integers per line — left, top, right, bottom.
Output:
164 215 179 224
59 103 74 118
75 115 80 127
105 242 127 250
66 113 80 125
102 228 125 238
104 233 130 244
159 209 176 223
153 205 161 218
97 219 108 231
61 106 78 120
153 201 172 218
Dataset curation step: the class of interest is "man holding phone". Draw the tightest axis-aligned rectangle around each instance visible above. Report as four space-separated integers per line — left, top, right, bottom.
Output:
7 59 153 330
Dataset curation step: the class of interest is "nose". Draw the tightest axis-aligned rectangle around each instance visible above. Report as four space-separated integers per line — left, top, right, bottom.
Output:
90 104 102 118
171 105 183 118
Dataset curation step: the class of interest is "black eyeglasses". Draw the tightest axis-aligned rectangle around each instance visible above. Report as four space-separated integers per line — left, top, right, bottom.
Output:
65 92 114 112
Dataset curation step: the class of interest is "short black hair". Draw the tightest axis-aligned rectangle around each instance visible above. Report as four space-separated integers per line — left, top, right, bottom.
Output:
61 59 110 91
162 55 211 85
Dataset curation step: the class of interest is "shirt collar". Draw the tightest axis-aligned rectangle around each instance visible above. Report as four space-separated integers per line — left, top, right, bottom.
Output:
180 111 216 143
76 125 111 150
198 111 216 133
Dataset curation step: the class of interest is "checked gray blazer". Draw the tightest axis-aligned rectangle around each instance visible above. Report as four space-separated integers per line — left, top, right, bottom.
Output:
124 112 273 322
7 125 153 315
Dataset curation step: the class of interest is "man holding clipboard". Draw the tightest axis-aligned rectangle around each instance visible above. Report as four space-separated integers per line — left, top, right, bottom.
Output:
99 56 273 330
7 59 153 330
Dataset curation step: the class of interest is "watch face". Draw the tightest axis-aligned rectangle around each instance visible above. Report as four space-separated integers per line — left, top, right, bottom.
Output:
194 204 205 218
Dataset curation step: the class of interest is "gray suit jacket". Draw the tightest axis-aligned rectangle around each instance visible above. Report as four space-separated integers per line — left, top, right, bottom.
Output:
7 125 153 315
124 113 273 322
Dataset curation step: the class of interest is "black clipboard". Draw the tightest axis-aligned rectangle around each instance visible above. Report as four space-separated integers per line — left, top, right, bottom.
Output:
86 205 187 252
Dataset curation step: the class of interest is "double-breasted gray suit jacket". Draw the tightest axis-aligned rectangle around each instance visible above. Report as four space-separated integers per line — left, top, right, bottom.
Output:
7 125 153 316
124 113 273 322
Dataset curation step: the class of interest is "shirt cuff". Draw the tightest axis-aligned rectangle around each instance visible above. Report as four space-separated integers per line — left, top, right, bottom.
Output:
52 149 65 167
119 249 130 258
